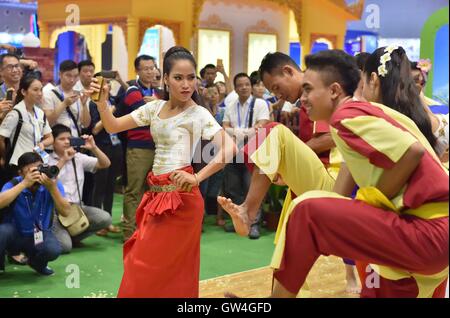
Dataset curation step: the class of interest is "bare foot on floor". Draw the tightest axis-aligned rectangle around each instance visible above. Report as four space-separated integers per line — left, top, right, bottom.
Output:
217 196 250 236
224 292 240 298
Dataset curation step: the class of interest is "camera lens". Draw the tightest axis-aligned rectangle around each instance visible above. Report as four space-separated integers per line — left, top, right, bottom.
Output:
37 164 60 179
48 166 60 178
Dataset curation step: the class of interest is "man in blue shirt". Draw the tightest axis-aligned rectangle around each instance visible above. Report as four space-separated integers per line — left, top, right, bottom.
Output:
0 152 70 275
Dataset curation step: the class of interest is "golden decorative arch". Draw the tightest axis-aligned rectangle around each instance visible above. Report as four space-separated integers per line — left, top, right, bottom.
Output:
244 19 279 73
193 0 303 42
139 20 181 46
310 33 338 51
193 14 233 75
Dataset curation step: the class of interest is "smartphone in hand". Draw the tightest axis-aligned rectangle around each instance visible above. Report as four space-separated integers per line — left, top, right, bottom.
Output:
100 71 117 79
5 89 14 101
69 137 86 148
91 76 104 102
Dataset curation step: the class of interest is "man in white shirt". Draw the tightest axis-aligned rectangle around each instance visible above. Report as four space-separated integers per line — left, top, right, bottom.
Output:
48 124 112 253
222 73 270 239
74 60 95 101
42 60 91 137
223 73 270 148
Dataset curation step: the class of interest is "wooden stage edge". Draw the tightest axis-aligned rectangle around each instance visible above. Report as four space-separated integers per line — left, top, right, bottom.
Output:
199 255 361 298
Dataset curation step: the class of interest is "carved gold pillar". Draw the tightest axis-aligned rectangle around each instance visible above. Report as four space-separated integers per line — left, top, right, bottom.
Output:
127 16 139 79
38 21 50 48
300 31 311 69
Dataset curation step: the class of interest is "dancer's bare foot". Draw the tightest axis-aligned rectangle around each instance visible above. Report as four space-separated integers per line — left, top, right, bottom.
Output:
224 292 240 298
217 196 250 236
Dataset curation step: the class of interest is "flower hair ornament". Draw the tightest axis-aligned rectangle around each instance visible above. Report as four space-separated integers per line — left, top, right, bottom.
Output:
378 45 399 77
416 58 432 83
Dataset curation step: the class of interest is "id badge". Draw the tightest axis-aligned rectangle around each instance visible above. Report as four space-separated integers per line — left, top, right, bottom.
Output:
34 228 44 246
110 134 121 146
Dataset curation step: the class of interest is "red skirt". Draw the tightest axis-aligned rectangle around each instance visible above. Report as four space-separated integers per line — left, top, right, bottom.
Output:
117 166 204 298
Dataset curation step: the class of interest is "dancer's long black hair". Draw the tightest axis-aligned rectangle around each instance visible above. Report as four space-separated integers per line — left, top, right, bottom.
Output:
364 46 437 150
162 46 203 105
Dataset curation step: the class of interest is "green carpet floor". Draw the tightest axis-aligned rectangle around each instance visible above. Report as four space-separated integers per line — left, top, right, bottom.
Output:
0 195 275 298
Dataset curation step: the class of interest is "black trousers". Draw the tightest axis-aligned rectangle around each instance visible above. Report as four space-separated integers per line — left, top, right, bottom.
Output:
92 143 123 214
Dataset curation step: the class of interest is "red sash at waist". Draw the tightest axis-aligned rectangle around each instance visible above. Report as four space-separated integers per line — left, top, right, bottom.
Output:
135 166 194 226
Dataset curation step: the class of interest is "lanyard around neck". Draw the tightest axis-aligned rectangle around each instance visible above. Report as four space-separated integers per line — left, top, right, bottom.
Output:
25 195 44 230
58 86 80 122
26 107 41 146
237 100 251 128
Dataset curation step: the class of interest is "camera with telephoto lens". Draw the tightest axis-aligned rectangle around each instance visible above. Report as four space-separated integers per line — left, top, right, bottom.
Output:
37 164 60 179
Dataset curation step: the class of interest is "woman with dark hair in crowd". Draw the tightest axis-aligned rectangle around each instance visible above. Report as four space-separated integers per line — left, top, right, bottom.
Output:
0 75 53 180
410 59 443 107
410 60 448 163
89 46 237 297
215 81 227 106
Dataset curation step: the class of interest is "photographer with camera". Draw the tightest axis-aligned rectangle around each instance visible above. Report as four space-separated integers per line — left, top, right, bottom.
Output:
48 124 112 253
0 152 69 275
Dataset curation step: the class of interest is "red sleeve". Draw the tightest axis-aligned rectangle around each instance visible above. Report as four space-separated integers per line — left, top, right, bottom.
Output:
313 121 330 134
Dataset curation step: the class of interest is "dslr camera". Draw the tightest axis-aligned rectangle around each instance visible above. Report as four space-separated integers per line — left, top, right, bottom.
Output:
37 164 60 179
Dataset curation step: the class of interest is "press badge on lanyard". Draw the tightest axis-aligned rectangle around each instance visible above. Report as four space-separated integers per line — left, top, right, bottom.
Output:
106 100 121 145
34 228 44 246
110 134 121 146
26 196 44 246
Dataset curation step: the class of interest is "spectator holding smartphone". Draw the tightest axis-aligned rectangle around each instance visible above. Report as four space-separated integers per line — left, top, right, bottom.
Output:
0 53 23 121
113 55 157 241
42 60 91 137
48 124 112 253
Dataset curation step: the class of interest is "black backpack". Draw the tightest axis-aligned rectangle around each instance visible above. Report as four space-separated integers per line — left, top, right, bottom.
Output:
4 109 23 165
4 108 47 165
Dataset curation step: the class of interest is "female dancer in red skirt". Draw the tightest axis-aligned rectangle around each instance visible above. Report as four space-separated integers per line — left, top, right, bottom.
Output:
90 46 237 297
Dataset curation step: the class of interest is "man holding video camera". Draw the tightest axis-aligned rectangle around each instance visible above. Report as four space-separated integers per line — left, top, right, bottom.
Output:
0 152 70 275
48 124 112 253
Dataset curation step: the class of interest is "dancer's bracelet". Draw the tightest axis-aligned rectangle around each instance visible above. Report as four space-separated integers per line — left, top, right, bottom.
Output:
194 173 200 186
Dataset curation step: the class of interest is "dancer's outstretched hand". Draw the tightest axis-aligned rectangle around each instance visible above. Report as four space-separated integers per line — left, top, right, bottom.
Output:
217 196 250 236
87 78 110 105
170 170 197 192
